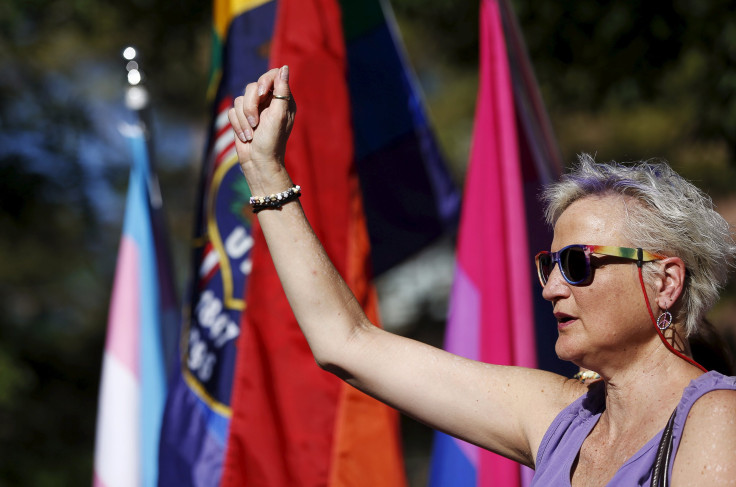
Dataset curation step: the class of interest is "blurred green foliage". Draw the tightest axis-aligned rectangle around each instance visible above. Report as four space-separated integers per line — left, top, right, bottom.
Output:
2 0 736 484
394 0 736 196
0 54 107 486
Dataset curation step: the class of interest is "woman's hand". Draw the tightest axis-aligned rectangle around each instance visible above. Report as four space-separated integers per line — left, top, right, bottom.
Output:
228 65 296 194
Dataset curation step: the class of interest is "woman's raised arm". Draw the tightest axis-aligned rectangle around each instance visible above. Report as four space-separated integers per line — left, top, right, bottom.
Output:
227 66 583 466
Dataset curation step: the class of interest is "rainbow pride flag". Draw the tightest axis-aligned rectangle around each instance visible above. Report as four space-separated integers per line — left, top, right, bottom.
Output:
158 0 459 485
220 2 407 483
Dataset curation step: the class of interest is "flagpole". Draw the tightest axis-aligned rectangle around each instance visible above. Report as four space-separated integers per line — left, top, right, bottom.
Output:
496 0 562 183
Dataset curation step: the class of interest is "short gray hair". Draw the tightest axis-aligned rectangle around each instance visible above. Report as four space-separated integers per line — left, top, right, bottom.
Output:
542 153 736 336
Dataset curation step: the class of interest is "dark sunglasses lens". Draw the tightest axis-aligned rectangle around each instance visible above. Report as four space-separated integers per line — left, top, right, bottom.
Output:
561 247 588 283
537 253 553 283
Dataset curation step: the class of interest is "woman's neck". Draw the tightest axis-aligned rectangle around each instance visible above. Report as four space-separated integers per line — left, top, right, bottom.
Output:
598 348 703 435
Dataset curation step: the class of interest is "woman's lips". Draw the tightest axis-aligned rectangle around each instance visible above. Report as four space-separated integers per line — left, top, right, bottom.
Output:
554 312 577 330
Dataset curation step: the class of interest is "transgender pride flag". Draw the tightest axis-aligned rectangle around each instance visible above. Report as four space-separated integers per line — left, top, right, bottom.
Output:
429 0 564 485
93 122 173 487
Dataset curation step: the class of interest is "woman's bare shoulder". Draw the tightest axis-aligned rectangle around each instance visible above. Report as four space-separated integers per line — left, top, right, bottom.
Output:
673 388 736 486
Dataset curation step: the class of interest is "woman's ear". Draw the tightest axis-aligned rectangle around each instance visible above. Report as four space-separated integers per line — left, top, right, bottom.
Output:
655 257 687 311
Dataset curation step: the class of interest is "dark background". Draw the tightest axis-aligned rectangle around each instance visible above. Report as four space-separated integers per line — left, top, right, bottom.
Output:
2 1 736 484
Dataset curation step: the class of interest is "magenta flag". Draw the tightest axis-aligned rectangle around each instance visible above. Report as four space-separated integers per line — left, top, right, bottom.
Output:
429 0 563 485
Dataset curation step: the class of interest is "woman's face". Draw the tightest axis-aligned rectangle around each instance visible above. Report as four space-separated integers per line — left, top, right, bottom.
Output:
543 195 656 368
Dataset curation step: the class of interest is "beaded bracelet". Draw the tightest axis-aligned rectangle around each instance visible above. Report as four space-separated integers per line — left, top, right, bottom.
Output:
249 184 301 213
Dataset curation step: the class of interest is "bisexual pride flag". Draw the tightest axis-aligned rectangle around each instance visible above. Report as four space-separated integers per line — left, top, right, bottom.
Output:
429 0 566 486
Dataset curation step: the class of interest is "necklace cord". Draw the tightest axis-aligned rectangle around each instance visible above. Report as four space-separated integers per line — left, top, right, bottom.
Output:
637 266 707 373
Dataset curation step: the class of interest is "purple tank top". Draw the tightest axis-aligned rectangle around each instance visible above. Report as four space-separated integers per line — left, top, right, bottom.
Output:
531 371 736 486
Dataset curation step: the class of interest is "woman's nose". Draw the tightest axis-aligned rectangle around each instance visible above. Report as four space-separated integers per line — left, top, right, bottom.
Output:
541 264 570 301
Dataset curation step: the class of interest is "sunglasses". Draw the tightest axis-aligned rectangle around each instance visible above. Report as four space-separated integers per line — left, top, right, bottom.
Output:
535 244 666 286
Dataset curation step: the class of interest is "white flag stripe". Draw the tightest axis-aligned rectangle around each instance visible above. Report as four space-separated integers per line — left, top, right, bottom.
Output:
199 248 220 278
214 108 230 131
214 129 236 157
94 352 140 487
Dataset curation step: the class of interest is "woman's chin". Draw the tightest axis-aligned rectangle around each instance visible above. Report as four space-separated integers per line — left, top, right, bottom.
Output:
554 338 583 363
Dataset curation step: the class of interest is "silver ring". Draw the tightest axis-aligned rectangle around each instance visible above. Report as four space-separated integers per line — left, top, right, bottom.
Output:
272 94 291 101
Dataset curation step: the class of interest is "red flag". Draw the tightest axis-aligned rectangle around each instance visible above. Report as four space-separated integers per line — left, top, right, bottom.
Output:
219 1 406 485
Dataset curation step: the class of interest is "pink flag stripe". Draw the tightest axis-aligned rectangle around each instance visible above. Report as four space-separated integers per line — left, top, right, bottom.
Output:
104 236 141 375
475 0 535 371
487 0 536 371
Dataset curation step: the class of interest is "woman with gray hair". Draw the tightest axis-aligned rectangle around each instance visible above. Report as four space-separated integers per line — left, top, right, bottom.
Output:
228 67 736 486
542 153 735 338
